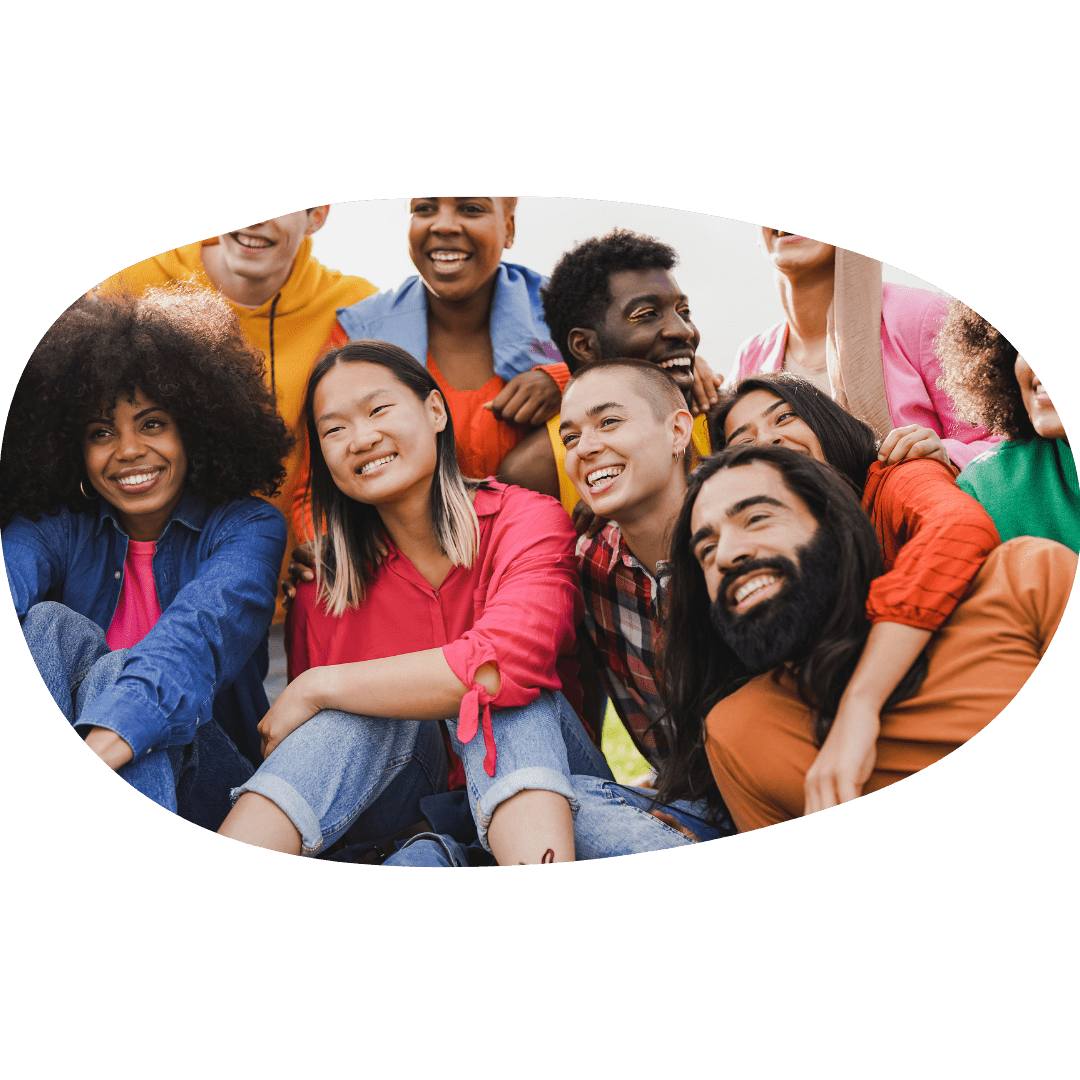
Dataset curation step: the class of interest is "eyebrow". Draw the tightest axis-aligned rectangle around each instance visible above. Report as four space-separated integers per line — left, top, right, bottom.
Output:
558 400 624 433
316 389 387 424
85 406 165 426
621 292 688 312
725 399 788 442
688 495 786 551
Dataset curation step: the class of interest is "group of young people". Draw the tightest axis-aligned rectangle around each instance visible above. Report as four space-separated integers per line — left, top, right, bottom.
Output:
3 198 1075 866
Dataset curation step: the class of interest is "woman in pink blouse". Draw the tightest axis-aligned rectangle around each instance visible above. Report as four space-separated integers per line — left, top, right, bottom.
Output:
218 340 608 864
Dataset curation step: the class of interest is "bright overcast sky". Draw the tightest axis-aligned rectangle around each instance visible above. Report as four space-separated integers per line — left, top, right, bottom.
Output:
308 196 946 381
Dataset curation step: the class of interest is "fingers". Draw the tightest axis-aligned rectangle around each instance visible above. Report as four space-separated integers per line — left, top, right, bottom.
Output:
586 513 608 539
288 561 315 583
291 541 316 568
570 500 593 536
692 355 720 414
803 769 839 815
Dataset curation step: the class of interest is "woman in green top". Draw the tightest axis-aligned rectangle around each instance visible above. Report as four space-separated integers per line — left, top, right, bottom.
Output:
937 301 1078 552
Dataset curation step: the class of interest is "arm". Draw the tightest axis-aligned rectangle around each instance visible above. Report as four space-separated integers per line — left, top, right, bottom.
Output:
2 514 67 622
803 622 932 813
497 424 561 498
689 355 723 416
77 499 287 760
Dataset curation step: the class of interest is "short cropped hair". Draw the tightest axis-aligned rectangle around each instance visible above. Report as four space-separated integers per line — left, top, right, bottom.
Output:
541 229 679 367
564 357 687 422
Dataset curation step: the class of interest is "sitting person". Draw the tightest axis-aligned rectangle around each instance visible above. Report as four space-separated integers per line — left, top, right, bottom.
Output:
223 340 718 866
730 229 999 468
935 301 1078 551
703 372 1001 813
659 443 1075 832
97 206 377 622
1 286 291 827
499 229 722 513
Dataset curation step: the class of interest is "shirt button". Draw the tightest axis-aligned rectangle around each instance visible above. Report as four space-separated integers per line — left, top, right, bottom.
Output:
114 570 121 579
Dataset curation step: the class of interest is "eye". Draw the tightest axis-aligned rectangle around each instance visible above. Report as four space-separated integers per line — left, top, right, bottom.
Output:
320 424 344 439
599 416 622 428
86 426 112 441
775 410 797 424
371 403 392 417
459 202 487 214
694 542 716 564
142 415 167 431
678 303 692 319
561 431 579 448
628 306 657 322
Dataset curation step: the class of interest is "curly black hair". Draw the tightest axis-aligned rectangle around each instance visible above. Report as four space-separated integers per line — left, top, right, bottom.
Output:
935 300 1031 440
0 284 293 528
540 229 679 368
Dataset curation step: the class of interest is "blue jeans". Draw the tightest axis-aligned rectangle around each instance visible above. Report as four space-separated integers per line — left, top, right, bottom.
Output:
237 688 732 861
23 601 254 827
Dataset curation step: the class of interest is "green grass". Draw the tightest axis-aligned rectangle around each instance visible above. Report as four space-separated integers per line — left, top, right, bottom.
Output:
600 701 653 785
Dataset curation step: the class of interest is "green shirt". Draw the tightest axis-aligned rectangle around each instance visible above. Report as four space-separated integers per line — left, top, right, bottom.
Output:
957 437 1079 553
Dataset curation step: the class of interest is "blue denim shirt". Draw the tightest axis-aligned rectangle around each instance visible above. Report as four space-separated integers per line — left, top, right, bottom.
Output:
335 262 563 381
2 492 286 765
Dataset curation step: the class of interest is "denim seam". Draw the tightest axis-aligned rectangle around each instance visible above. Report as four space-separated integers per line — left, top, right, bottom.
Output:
474 766 581 853
230 772 325 855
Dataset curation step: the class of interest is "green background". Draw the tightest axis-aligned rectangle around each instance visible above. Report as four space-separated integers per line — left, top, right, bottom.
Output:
4 4 1075 1075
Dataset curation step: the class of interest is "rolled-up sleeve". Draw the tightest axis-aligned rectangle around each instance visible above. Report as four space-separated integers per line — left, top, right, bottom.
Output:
442 490 581 774
80 499 287 758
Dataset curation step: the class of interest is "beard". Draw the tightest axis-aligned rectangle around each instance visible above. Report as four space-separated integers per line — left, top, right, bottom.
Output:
708 527 841 675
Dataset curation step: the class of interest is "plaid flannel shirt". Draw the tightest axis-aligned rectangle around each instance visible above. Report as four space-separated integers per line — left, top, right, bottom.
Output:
576 523 673 767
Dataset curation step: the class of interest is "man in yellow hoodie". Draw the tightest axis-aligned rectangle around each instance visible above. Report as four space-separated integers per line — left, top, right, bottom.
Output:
97 207 377 622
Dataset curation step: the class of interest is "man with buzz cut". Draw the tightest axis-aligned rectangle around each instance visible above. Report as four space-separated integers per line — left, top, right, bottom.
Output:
658 442 1076 833
97 207 378 623
557 357 735 836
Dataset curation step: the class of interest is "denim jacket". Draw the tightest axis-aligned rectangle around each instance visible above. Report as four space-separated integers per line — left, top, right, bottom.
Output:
335 262 564 381
2 492 286 766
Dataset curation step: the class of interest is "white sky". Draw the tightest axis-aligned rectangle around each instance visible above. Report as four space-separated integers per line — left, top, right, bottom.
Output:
308 196 946 379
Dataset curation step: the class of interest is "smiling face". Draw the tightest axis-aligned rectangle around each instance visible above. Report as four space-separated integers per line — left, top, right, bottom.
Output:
570 268 700 396
689 460 820 613
759 227 836 279
559 366 692 524
1015 356 1065 440
722 389 827 462
213 207 328 295
83 388 188 542
313 361 446 509
408 197 515 305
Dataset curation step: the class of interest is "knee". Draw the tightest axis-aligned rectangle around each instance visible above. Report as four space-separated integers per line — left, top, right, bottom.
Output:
21 600 69 639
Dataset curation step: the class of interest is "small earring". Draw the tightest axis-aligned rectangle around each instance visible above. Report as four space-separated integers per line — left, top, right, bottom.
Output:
673 447 685 463
79 478 96 500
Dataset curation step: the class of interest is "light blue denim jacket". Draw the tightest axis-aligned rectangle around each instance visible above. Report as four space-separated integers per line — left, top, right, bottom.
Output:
335 262 563 380
2 492 286 765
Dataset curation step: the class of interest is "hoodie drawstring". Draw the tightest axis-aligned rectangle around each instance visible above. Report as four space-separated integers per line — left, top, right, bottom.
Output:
268 292 281 398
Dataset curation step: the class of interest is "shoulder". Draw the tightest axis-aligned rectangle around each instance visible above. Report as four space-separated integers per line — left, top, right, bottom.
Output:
862 456 959 512
2 505 79 543
336 275 424 324
736 322 784 361
201 495 287 540
881 283 949 342
478 481 575 547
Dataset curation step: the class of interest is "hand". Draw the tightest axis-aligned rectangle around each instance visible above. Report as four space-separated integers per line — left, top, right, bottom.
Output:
877 425 950 468
281 541 316 610
689 354 722 417
84 726 135 770
484 369 561 427
258 673 319 759
571 499 608 538
803 702 880 814
651 810 700 842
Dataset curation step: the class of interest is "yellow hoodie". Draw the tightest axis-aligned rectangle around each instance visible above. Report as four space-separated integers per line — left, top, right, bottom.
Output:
98 237 377 621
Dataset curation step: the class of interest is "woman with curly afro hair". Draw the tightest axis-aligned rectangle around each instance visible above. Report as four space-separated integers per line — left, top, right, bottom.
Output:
936 301 1077 551
1 284 292 828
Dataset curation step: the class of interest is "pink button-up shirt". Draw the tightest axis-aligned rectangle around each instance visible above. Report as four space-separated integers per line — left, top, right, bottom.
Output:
286 481 586 783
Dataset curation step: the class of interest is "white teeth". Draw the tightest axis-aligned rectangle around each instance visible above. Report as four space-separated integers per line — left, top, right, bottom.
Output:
733 574 780 605
586 465 623 488
359 453 396 475
237 234 272 248
659 358 692 369
431 251 469 262
116 470 160 487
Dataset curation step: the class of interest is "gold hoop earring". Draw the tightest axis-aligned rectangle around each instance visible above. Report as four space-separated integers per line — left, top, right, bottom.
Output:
79 479 96 500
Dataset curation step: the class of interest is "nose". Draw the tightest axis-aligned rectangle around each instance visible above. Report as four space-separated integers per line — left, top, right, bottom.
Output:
712 530 757 577
572 425 604 459
429 202 461 234
659 309 694 343
116 427 149 461
347 422 381 455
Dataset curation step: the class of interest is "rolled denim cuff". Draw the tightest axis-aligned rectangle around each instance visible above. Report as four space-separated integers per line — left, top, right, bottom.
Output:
230 772 325 856
473 766 580 854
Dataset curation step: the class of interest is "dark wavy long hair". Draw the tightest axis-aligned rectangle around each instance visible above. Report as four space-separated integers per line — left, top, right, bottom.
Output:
654 444 928 814
707 372 879 490
303 340 484 615
0 285 292 530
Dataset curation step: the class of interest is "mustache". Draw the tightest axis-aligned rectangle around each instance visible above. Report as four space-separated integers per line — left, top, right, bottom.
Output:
717 555 798 611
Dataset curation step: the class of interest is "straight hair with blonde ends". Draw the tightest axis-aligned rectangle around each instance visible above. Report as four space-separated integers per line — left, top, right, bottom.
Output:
303 341 482 617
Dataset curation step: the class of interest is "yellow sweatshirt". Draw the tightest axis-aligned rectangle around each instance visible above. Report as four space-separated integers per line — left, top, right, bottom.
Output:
98 237 377 621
